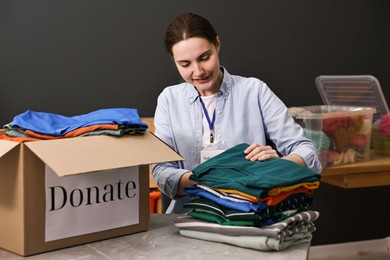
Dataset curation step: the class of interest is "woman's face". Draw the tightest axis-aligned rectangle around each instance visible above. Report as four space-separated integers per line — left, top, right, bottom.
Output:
172 37 223 96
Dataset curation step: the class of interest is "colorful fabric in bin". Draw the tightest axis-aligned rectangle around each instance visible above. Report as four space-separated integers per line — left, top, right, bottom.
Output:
303 129 330 151
10 108 148 136
322 115 365 152
378 113 390 135
372 113 390 156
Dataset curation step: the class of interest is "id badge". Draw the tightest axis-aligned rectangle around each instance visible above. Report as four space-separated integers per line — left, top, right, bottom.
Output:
200 140 229 163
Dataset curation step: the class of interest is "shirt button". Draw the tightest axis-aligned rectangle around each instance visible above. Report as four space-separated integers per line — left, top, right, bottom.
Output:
217 134 221 138
217 111 221 115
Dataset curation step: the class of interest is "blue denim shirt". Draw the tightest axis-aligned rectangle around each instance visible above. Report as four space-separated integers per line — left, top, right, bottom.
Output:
153 67 322 213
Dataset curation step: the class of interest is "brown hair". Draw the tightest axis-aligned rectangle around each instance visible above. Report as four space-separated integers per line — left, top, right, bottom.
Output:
164 13 218 56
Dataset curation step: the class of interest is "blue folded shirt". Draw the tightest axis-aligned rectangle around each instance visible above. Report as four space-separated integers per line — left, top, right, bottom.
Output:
11 108 148 136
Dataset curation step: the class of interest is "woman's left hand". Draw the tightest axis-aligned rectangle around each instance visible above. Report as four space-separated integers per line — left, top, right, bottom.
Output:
244 143 280 161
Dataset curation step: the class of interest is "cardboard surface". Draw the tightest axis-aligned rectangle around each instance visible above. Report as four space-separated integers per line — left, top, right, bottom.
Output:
141 118 158 189
0 139 19 158
0 131 182 256
0 144 24 254
25 131 182 177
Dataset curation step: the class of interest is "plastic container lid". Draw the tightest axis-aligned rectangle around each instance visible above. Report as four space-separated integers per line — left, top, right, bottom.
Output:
315 75 389 122
292 105 376 120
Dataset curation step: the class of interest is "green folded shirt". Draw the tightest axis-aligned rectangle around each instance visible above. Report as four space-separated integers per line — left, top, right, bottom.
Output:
190 143 320 198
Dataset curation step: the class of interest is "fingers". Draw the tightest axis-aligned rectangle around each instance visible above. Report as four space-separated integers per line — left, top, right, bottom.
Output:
244 144 279 161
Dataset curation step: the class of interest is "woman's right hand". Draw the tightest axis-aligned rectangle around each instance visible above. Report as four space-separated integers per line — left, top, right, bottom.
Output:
244 143 279 161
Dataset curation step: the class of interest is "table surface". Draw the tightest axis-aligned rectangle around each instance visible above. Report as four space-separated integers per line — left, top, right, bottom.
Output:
321 155 390 188
0 214 310 260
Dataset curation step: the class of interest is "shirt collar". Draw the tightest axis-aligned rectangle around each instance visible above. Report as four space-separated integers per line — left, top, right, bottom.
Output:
187 66 232 104
219 67 232 99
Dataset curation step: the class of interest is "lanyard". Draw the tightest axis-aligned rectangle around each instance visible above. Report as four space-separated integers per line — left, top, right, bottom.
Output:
199 97 216 143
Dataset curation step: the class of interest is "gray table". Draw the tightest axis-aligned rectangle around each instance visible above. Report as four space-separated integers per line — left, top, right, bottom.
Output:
0 214 310 260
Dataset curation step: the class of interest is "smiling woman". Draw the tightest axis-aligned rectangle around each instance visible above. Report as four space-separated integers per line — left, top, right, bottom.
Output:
151 12 322 214
0 0 388 249
172 37 222 96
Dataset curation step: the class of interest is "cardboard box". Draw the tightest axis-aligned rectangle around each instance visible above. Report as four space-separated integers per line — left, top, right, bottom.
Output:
140 117 158 189
0 131 182 256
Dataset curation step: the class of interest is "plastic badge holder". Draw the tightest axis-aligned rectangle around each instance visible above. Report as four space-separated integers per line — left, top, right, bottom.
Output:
315 75 389 122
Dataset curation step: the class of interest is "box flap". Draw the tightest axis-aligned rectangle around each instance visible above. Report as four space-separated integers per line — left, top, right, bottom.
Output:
24 132 183 177
0 139 19 158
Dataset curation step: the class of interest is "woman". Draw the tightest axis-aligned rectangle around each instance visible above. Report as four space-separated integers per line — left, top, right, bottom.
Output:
153 13 322 214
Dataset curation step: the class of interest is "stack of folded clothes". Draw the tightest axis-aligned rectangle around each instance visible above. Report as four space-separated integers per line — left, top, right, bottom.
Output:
0 108 148 142
174 143 321 251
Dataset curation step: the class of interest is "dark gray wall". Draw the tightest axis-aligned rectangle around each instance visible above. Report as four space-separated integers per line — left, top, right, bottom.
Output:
1 0 389 246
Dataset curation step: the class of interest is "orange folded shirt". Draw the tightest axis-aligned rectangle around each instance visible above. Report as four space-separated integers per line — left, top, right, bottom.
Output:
267 181 320 196
216 184 318 206
25 124 120 140
259 187 315 206
0 133 39 143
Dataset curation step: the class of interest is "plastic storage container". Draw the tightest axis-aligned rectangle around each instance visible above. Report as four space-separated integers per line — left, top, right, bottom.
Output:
289 105 376 168
315 75 390 156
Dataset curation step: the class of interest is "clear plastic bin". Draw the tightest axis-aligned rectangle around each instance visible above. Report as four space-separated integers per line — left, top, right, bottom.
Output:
289 105 376 168
315 75 389 156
